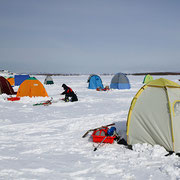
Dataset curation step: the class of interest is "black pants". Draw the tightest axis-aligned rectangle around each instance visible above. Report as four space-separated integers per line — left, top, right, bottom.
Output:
65 94 78 102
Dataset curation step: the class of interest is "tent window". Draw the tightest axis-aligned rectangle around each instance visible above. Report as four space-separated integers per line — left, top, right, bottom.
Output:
174 101 180 116
95 131 100 136
101 131 106 136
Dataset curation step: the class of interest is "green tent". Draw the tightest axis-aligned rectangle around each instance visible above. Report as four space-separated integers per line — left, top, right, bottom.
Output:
143 74 153 84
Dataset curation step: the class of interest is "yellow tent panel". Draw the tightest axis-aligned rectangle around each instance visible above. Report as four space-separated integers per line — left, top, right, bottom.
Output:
147 78 180 88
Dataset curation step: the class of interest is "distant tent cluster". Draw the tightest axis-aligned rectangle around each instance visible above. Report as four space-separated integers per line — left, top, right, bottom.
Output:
0 74 50 98
6 75 30 87
87 72 131 90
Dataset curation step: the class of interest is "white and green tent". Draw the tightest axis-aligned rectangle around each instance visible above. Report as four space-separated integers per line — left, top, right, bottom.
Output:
127 78 180 152
44 75 54 85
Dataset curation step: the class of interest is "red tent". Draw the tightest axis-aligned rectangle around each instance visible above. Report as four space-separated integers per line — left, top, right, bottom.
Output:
0 76 16 95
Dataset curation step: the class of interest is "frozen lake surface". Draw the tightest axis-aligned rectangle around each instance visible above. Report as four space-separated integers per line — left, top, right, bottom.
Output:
0 74 180 179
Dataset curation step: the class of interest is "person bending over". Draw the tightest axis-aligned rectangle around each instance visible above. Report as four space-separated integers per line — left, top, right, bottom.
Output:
61 84 78 102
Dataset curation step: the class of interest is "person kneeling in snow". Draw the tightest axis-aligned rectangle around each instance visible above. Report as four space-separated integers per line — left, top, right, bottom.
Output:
61 84 78 102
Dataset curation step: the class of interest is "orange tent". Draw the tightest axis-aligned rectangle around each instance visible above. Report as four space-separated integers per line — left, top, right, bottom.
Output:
17 77 48 97
7 77 15 86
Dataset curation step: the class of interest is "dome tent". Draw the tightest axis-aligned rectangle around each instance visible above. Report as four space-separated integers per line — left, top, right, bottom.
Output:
87 74 104 89
0 76 16 95
14 75 30 86
44 75 54 85
17 77 48 97
110 73 130 89
143 74 153 84
126 78 180 153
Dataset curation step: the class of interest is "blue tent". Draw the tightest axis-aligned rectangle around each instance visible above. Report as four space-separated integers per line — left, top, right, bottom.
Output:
87 75 104 89
110 73 130 89
14 75 30 86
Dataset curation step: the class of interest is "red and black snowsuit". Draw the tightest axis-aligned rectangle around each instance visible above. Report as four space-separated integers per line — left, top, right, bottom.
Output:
61 84 78 102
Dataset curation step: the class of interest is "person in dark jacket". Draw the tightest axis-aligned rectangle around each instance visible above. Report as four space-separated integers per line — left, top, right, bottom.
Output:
61 84 78 102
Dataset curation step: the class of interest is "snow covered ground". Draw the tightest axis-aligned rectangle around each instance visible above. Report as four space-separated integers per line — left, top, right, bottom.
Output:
1 74 180 180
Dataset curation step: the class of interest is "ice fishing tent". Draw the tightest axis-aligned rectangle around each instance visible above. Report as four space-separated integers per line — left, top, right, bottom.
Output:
7 77 15 86
0 76 16 95
14 75 30 86
17 77 48 97
143 74 153 84
126 78 180 153
44 75 54 85
110 73 130 89
87 74 104 89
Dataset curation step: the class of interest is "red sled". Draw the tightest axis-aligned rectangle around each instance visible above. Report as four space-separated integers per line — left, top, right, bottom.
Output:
92 128 116 144
7 97 21 101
